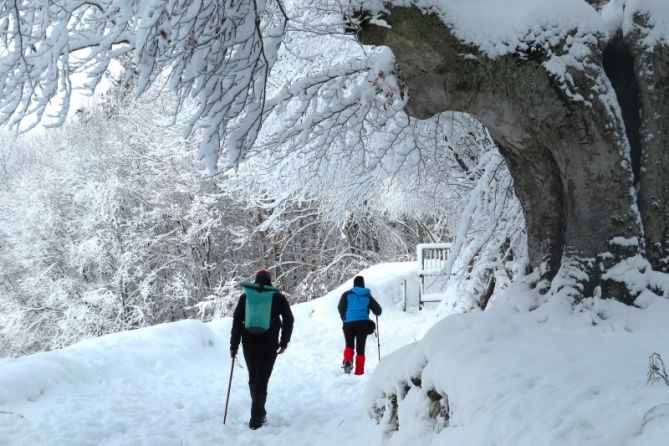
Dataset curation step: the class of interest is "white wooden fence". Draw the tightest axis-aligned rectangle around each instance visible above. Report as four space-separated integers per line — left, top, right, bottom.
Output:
416 242 452 310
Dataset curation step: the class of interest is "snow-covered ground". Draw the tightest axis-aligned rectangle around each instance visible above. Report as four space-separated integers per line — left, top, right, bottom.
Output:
366 278 669 446
0 263 437 446
2 262 669 446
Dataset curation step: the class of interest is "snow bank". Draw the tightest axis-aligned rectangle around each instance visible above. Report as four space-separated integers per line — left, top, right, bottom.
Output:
366 282 669 446
0 320 222 406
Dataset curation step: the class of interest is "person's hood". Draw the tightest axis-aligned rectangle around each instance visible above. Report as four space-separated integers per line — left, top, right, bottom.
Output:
350 286 370 296
241 281 279 292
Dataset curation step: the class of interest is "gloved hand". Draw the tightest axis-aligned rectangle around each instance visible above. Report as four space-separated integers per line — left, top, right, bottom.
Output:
276 345 287 355
230 349 237 358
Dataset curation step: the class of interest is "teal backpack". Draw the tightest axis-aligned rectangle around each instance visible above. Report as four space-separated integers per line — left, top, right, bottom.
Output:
241 281 278 334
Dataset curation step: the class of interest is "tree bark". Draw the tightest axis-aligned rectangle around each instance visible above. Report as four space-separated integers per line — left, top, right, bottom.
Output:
358 6 660 303
626 13 669 273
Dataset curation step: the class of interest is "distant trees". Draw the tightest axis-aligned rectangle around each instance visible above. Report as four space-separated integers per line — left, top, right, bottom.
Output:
1 79 493 356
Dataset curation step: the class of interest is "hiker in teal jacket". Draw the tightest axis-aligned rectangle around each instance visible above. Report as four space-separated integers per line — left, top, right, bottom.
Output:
230 269 294 430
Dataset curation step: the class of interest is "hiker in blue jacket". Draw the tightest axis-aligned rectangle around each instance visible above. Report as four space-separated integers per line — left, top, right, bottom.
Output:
337 275 382 375
230 269 294 430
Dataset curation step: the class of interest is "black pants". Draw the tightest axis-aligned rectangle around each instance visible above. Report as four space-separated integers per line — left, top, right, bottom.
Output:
343 320 370 355
242 338 277 421
242 339 278 395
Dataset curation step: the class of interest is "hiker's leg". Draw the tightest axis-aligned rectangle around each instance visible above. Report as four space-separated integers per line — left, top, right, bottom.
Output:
354 323 368 375
343 324 355 364
251 342 277 423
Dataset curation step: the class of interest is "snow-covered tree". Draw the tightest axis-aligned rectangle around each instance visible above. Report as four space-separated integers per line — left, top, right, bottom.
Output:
0 0 287 171
357 0 668 304
4 78 487 354
5 0 659 309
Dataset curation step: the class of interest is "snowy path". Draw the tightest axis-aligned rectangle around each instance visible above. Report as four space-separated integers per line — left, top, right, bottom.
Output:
0 264 434 446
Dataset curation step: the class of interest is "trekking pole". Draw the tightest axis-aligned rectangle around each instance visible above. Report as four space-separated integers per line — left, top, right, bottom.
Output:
376 315 381 362
223 355 236 425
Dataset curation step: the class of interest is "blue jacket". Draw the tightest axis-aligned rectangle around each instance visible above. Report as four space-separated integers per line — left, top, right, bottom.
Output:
338 287 382 323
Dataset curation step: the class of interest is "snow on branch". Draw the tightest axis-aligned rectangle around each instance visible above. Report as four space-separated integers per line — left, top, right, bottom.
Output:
261 45 406 153
0 0 287 172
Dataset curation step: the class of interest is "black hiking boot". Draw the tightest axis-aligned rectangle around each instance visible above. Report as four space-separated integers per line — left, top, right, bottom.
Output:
249 393 267 429
342 360 353 374
249 416 267 430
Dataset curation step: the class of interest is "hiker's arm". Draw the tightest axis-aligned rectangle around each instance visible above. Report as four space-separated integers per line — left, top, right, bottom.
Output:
337 293 347 321
369 296 382 316
230 294 246 354
278 294 294 348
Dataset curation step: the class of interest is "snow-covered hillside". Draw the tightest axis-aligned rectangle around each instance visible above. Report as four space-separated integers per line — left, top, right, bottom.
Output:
0 263 438 446
2 263 668 446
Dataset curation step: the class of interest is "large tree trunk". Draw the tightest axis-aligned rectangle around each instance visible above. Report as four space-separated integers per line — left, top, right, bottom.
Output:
358 6 667 303
627 13 669 274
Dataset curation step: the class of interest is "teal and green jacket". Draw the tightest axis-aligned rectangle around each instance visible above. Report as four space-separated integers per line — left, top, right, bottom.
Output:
230 282 294 351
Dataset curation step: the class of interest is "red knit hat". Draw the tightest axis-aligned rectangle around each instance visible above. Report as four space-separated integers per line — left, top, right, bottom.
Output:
255 269 272 286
